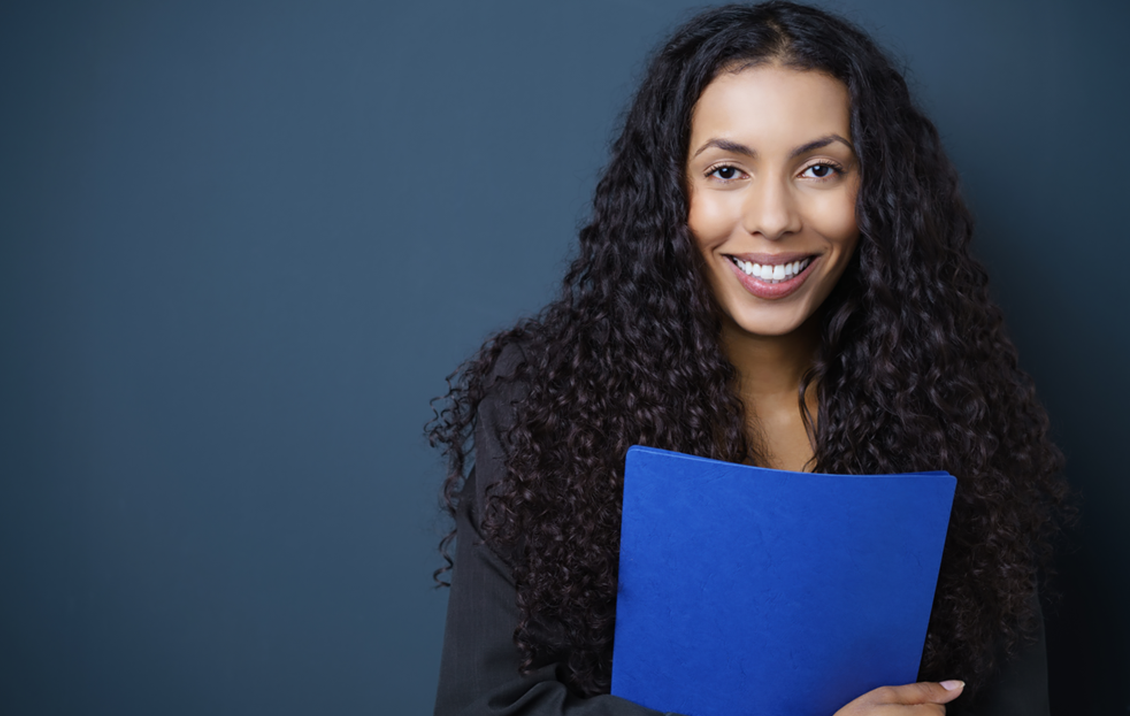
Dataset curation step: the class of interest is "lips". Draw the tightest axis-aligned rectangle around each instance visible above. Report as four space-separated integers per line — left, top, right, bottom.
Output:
726 253 818 299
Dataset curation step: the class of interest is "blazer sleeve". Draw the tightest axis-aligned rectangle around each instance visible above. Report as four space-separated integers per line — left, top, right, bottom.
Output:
949 594 1050 716
433 373 681 716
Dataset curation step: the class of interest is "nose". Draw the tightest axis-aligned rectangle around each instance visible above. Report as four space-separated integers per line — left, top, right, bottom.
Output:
742 176 801 241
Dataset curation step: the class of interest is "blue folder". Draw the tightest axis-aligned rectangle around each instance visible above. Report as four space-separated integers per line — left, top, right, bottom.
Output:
611 446 956 716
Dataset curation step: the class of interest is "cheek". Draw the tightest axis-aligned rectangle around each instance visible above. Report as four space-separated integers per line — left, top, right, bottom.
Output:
687 193 736 252
809 192 859 249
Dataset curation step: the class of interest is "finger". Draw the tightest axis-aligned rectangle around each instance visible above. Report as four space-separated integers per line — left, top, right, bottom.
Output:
870 680 965 705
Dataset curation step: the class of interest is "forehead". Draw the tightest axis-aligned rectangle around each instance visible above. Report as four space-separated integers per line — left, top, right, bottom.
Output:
689 65 851 150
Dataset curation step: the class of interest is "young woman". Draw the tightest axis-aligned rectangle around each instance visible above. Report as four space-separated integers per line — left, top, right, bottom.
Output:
429 3 1069 714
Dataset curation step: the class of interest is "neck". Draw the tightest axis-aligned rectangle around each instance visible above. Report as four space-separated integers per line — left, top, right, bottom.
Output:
719 315 820 406
720 314 822 471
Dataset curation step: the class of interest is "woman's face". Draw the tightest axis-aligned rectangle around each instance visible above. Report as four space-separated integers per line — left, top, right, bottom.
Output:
686 64 860 340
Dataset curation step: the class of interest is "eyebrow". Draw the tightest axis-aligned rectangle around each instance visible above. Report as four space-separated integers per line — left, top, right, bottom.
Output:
691 133 855 159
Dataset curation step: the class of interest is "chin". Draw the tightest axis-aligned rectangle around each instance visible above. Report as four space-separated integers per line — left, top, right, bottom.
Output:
726 312 809 339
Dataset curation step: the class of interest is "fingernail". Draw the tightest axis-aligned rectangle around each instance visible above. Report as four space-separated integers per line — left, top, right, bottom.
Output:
940 680 965 691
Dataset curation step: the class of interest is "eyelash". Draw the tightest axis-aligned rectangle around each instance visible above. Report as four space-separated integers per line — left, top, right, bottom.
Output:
706 164 746 181
704 160 846 182
800 161 845 180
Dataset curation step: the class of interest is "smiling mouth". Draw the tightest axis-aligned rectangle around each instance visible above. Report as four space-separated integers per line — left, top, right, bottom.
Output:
728 256 814 284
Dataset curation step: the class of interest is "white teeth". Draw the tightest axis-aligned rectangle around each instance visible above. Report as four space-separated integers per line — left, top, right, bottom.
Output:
731 256 812 283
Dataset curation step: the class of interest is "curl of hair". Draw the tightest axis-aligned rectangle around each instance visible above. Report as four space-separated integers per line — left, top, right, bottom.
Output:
428 0 1070 699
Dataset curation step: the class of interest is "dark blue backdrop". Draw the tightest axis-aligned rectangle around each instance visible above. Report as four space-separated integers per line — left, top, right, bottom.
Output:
2 1 1126 714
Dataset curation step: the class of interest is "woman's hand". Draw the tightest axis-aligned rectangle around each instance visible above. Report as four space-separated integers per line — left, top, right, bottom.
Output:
833 680 965 715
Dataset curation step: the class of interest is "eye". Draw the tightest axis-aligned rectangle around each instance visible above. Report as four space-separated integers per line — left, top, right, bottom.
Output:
801 162 843 180
707 165 745 181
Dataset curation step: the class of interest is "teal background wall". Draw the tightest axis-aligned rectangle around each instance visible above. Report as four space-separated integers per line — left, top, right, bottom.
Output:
2 1 1126 713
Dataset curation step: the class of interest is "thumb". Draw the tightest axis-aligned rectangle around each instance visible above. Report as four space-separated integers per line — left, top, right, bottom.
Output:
876 680 965 705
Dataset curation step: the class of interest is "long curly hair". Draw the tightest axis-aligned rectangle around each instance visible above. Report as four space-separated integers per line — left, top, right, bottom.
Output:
429 0 1069 699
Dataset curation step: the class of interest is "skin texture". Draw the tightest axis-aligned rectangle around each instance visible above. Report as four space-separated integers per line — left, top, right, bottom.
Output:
686 64 860 343
835 680 965 715
686 64 859 472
